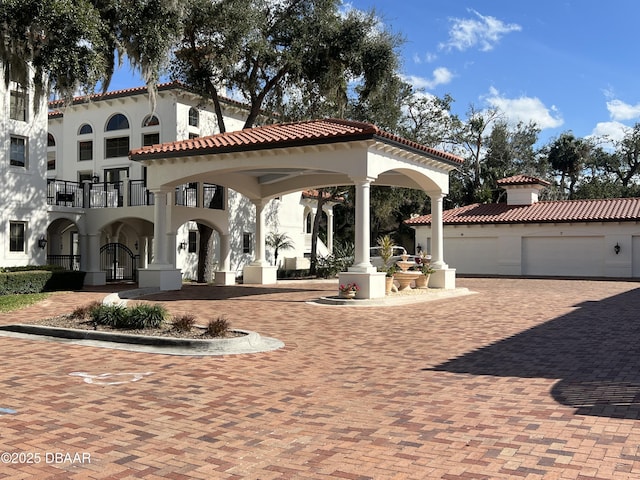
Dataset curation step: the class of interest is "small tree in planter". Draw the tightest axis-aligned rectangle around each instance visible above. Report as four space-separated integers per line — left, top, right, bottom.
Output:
377 235 396 294
266 231 294 268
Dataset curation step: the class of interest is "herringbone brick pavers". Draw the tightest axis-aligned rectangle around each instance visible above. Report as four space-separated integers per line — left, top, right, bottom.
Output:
1 278 640 479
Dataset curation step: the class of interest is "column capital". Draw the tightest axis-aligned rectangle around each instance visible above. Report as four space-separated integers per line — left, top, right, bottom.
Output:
349 175 377 185
426 190 447 200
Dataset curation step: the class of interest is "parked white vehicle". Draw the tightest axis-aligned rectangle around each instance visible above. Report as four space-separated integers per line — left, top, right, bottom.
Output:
370 246 408 268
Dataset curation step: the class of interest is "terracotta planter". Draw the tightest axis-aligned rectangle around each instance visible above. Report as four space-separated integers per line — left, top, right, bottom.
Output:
415 274 430 288
385 276 394 295
339 290 357 299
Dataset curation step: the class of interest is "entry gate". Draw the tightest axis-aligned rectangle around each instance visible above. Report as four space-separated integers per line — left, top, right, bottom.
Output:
100 243 139 282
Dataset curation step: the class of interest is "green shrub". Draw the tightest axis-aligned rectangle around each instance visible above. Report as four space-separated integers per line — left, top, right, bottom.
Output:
0 271 51 295
171 314 196 332
126 303 167 329
90 304 129 328
205 316 230 337
316 241 354 278
90 303 167 329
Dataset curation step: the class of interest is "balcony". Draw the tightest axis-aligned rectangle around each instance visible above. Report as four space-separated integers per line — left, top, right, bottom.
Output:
47 179 224 210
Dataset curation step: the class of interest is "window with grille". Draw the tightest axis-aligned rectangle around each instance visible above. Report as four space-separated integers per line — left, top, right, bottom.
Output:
9 222 25 252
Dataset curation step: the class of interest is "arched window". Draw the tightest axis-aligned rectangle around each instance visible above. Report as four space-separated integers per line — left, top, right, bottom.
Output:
188 107 199 127
105 113 130 131
142 115 159 127
47 133 56 147
78 124 93 135
305 211 313 234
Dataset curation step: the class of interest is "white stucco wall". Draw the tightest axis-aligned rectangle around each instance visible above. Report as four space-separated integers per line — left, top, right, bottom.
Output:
0 68 49 267
414 222 640 278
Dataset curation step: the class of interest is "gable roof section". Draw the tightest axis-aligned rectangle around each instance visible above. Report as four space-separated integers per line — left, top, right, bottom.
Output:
405 197 640 226
497 174 551 187
48 80 247 111
129 118 464 166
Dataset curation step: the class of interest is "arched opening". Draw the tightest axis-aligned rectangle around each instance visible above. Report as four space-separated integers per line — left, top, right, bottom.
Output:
46 218 81 270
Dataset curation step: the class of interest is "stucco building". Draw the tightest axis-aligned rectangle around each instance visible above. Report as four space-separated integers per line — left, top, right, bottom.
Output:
406 175 640 278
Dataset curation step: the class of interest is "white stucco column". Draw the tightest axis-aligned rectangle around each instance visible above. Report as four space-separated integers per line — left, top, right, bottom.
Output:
430 192 448 269
324 207 334 254
138 188 182 290
428 191 456 289
151 190 168 265
349 177 376 273
83 232 106 286
338 176 384 299
243 199 277 284
215 233 236 285
78 233 88 272
251 199 268 266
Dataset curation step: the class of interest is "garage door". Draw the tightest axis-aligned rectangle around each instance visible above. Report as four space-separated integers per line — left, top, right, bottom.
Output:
522 236 604 277
446 237 498 274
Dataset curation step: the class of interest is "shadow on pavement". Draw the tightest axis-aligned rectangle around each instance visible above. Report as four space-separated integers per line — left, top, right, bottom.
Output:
428 288 640 419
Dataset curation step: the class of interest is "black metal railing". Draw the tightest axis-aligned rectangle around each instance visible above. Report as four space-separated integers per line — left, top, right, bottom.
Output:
46 179 219 210
129 179 154 206
47 254 81 271
175 183 198 207
47 179 84 207
204 183 224 210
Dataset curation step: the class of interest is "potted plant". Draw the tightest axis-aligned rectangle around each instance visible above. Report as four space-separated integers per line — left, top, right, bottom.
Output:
338 282 359 299
377 235 396 295
414 262 434 288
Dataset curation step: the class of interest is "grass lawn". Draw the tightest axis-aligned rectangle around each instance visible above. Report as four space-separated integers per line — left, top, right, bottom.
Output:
0 293 50 313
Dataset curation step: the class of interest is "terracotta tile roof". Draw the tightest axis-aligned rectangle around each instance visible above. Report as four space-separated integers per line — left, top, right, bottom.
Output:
405 197 640 226
129 118 464 165
497 174 551 186
302 189 344 202
48 80 247 110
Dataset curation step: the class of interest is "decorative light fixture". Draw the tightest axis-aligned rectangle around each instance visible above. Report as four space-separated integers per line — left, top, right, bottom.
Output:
134 241 139 251
38 236 48 249
614 243 621 255
178 241 187 251
92 174 100 183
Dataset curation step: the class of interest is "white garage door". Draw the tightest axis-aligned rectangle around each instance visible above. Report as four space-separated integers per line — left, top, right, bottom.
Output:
522 236 604 277
446 237 498 274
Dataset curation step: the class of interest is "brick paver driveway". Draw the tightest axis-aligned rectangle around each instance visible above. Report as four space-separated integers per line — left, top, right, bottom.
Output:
1 278 640 479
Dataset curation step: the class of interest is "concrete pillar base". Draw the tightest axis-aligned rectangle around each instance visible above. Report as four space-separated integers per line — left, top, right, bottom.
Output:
138 268 183 291
430 268 456 289
338 271 386 299
214 271 237 286
243 265 277 284
84 271 107 286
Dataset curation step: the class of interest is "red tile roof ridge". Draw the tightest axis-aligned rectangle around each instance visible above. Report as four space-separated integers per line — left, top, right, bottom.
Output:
48 80 247 109
130 118 464 165
405 196 640 226
497 174 551 186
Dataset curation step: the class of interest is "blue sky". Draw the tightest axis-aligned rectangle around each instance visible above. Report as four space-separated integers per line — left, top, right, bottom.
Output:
345 0 640 145
109 1 640 146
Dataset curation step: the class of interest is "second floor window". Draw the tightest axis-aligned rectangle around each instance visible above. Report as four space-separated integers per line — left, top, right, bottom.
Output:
10 136 27 167
10 90 27 121
105 137 130 158
78 141 93 161
143 133 160 147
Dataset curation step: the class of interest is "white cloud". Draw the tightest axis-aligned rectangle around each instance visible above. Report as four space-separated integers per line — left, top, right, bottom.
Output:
484 87 563 130
440 9 521 52
403 67 454 90
606 99 640 121
590 121 628 143
413 52 438 64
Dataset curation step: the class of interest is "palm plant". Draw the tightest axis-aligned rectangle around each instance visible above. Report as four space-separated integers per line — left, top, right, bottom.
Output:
266 231 294 267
